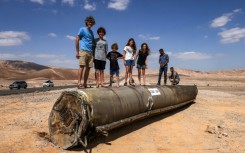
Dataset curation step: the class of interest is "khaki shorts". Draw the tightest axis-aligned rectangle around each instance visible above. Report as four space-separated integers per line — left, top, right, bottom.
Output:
79 50 94 68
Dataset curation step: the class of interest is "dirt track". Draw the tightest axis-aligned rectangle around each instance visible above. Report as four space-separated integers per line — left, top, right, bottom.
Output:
0 75 244 153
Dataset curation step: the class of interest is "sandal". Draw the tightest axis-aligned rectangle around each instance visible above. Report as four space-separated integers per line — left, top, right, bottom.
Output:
77 84 84 89
129 82 135 86
124 82 127 86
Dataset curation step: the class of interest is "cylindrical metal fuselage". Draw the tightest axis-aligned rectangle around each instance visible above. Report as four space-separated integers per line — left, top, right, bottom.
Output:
49 85 198 149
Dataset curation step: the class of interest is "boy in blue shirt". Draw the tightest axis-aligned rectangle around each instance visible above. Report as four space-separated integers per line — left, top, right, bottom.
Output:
75 16 96 89
157 48 169 85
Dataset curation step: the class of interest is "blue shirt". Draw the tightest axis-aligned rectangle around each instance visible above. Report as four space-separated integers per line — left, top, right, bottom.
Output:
159 54 169 67
77 27 94 52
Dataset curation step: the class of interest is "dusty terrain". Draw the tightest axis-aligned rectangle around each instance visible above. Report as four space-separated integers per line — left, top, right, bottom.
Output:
0 69 245 153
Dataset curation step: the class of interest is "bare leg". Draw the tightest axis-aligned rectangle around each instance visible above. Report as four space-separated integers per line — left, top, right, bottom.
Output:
100 70 104 87
131 65 134 83
138 68 141 85
78 65 85 85
95 71 99 87
129 66 133 84
116 74 119 87
125 66 129 85
84 67 90 88
142 68 146 85
110 75 113 86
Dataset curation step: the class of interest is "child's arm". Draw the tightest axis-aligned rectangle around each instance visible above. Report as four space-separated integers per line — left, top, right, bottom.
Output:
118 52 124 59
106 52 110 60
105 42 108 54
75 36 80 59
145 57 148 68
133 50 137 60
135 50 139 60
123 50 126 65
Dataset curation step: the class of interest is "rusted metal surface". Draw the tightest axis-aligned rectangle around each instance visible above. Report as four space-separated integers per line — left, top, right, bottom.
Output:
48 85 198 149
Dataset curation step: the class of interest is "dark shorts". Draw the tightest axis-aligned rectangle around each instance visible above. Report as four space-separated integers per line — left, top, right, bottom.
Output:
136 64 146 69
94 59 106 70
125 60 135 66
110 69 120 75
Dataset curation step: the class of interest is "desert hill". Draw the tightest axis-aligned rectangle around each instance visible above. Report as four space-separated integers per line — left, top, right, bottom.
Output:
0 60 49 71
1 60 244 81
0 60 79 80
8 68 78 80
0 60 49 79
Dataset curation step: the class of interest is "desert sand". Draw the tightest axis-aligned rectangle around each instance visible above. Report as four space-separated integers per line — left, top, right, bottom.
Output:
0 69 245 153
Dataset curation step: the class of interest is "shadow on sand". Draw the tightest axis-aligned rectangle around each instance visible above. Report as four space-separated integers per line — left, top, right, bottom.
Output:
70 102 195 153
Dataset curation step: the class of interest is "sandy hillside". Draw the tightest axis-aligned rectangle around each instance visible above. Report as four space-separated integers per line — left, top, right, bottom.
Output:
0 60 112 89
0 70 244 153
0 60 81 80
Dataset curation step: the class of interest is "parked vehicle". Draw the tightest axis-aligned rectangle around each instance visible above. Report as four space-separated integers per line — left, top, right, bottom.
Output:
9 81 27 89
43 80 54 87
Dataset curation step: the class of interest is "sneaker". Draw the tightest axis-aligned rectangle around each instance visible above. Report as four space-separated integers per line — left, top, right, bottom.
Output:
124 82 127 86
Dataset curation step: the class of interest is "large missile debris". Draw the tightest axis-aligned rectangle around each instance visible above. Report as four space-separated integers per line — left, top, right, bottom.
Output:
49 85 198 149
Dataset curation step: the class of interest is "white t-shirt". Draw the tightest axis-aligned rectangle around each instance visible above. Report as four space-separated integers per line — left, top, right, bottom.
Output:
124 46 135 60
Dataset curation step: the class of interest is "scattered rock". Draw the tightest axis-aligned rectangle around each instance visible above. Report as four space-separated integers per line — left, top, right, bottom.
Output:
218 120 225 129
222 133 228 137
206 123 229 139
218 133 222 138
206 125 218 134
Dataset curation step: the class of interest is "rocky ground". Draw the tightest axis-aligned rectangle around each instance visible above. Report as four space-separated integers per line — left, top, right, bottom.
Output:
0 73 244 153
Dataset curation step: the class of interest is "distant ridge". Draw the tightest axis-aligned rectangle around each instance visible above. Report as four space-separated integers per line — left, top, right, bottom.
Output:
0 60 243 80
0 60 79 80
0 60 50 71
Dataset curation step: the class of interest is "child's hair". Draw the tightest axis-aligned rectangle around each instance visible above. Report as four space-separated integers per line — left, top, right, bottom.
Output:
159 48 164 52
170 67 174 70
97 27 106 35
85 16 96 26
140 43 150 56
126 38 137 52
111 43 118 50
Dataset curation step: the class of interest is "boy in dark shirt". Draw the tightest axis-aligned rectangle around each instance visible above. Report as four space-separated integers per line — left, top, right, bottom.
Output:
107 43 124 87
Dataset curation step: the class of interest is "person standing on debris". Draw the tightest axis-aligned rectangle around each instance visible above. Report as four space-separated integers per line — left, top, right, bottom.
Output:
94 27 108 88
169 67 180 85
107 43 124 87
157 48 169 85
124 38 137 86
76 16 96 89
136 43 150 85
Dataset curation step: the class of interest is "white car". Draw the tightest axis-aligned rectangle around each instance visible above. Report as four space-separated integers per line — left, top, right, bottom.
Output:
43 80 54 87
